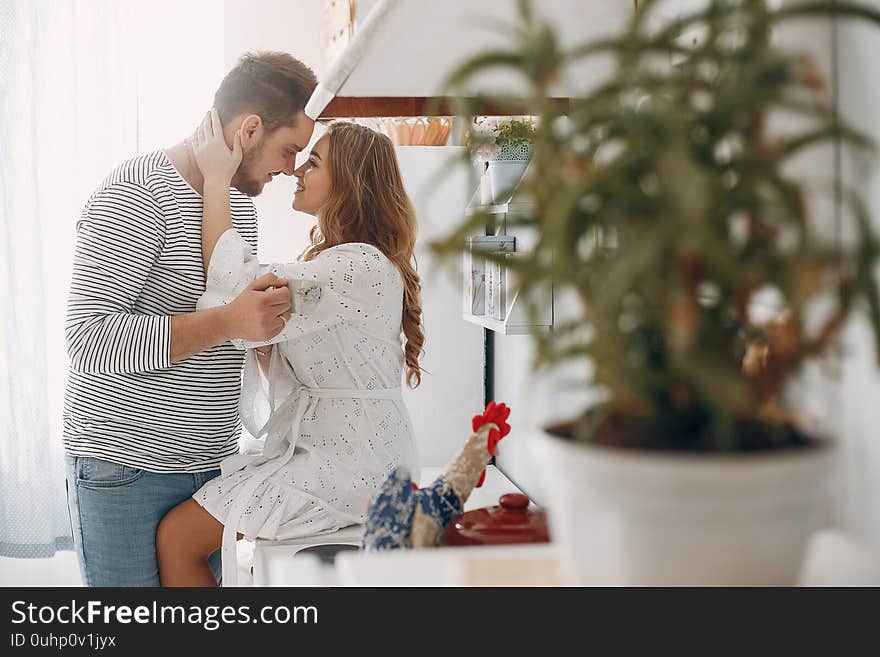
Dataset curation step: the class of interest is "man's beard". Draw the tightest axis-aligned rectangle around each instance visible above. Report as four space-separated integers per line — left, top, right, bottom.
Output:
230 141 265 197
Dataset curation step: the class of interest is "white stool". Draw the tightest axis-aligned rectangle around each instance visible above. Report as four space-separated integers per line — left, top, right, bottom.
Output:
252 524 364 586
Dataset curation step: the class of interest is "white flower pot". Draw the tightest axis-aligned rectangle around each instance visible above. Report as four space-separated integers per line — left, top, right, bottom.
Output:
485 142 532 203
529 427 835 586
486 160 528 204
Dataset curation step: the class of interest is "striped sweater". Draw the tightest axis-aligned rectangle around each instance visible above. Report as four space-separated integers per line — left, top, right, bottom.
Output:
63 150 257 472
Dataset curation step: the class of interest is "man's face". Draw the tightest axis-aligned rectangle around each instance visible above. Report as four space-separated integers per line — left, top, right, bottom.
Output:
231 110 315 197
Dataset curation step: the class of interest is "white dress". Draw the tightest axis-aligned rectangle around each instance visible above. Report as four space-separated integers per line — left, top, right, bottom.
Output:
193 228 419 586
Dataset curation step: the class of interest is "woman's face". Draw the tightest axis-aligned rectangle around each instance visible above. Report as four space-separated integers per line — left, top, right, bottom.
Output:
292 135 332 215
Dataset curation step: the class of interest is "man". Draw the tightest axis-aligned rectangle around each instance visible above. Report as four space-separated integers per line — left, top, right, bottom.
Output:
63 52 317 586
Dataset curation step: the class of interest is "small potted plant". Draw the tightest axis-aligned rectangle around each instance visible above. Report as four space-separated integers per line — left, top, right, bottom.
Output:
471 116 536 203
433 0 880 584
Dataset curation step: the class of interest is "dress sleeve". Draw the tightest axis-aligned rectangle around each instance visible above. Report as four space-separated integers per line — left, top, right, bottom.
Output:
197 227 389 349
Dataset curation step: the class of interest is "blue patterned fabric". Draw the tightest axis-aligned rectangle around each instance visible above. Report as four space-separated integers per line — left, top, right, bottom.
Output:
416 478 462 531
361 467 418 551
362 467 463 551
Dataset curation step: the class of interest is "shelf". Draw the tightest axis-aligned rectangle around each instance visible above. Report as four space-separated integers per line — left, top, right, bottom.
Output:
321 96 569 118
462 313 551 335
462 166 553 335
466 200 535 217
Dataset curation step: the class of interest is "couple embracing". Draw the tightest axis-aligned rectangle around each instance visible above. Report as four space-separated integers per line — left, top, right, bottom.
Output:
63 52 423 587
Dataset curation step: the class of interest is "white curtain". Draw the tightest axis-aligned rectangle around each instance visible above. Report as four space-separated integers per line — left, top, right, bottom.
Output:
0 0 138 558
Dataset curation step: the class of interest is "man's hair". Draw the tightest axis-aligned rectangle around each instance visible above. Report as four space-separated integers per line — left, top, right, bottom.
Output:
214 52 317 133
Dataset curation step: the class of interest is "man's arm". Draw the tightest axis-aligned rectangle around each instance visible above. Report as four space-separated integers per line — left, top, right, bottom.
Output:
66 183 290 374
169 306 235 364
66 182 173 374
170 275 291 363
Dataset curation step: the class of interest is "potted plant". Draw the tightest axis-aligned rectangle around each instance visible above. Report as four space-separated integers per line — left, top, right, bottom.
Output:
472 116 537 203
432 0 880 585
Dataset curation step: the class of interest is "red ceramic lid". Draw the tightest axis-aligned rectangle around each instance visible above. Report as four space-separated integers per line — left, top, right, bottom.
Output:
441 493 550 546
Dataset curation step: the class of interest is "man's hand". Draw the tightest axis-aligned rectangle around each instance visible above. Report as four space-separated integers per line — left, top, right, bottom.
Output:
223 273 292 342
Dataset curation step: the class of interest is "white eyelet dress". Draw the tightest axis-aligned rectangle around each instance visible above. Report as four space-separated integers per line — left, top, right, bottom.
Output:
193 228 419 586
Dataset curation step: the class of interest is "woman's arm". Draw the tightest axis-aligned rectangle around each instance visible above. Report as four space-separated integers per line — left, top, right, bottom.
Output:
201 178 235 276
198 236 390 352
192 108 242 275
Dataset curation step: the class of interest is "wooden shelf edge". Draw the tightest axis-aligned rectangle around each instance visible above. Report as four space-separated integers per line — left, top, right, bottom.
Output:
321 96 571 118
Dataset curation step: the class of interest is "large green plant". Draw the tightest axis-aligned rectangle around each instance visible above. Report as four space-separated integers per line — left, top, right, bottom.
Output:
431 0 880 450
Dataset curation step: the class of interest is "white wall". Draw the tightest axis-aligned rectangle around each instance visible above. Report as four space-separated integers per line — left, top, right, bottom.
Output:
224 0 327 263
395 147 487 467
835 5 880 547
492 291 599 503
135 2 225 154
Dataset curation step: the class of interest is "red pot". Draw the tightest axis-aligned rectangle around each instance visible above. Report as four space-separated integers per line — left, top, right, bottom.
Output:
441 493 550 546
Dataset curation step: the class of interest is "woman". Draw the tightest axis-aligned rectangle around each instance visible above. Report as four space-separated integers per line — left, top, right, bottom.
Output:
156 110 424 586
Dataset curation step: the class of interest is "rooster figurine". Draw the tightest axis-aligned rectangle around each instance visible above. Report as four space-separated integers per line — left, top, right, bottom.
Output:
362 401 512 550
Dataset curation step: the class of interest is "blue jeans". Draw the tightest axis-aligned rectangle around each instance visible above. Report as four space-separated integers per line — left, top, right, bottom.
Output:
64 454 223 587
